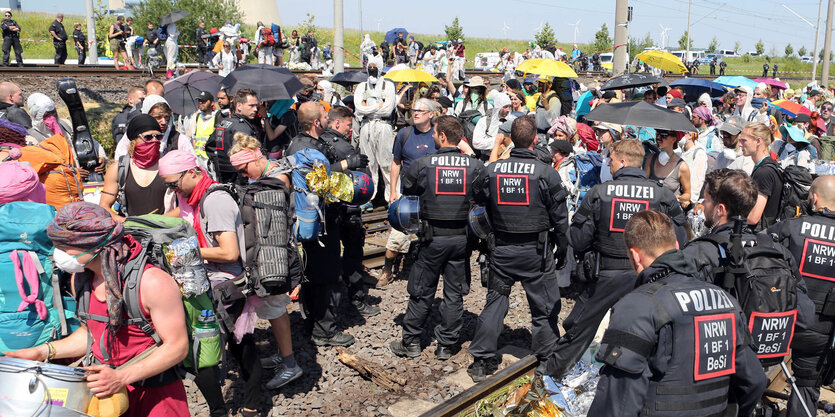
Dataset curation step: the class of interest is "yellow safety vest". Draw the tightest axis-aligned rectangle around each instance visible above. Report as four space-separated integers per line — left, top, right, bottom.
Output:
193 113 216 160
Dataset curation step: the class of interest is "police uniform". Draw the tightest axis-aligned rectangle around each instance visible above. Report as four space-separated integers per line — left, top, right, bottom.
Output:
320 127 369 305
769 211 835 417
286 132 344 340
544 166 687 378
588 249 767 417
207 113 263 184
469 148 569 364
398 147 486 349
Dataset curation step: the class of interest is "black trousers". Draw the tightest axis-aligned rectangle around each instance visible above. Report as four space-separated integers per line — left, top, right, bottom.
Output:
193 333 264 414
2 36 22 65
469 243 561 361
401 234 470 347
339 207 368 302
300 213 343 338
543 268 636 378
197 46 207 65
76 46 86 65
54 41 67 64
787 328 828 417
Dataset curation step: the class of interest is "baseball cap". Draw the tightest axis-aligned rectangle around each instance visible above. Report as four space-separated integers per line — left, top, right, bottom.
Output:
718 116 744 136
794 113 812 124
810 90 821 97
196 91 214 102
523 77 534 84
592 122 624 135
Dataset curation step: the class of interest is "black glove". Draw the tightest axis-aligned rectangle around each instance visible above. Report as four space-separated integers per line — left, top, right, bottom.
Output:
346 154 369 170
555 243 567 270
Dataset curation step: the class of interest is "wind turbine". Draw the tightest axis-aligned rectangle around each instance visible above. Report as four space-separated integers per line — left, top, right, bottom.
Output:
375 17 383 32
658 24 672 50
568 18 582 44
502 21 511 39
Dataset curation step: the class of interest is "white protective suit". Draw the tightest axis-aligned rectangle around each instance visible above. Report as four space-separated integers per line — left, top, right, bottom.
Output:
734 85 769 124
472 92 511 152
164 23 179 70
354 55 396 201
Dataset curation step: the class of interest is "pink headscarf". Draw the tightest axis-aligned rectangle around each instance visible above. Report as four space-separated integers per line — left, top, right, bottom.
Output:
158 149 198 176
0 161 46 204
692 106 716 126
229 149 262 167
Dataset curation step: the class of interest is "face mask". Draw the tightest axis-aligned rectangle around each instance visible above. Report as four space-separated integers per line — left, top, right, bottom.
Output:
44 114 62 135
367 68 379 77
470 91 480 103
658 151 671 166
310 92 324 102
53 247 99 274
133 139 161 168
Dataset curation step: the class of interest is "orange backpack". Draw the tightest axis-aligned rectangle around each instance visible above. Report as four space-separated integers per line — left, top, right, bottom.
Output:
18 134 83 210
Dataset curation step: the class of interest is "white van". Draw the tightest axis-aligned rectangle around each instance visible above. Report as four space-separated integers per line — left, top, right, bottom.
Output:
718 49 739 57
671 50 706 63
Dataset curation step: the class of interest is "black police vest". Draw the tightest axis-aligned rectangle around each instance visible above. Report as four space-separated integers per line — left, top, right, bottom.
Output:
487 156 551 233
320 129 356 161
785 214 835 332
637 279 738 417
286 133 337 164
209 115 258 176
420 150 482 222
595 177 666 259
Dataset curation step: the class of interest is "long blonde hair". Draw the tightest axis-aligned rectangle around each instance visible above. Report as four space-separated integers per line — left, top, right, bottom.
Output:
229 132 261 156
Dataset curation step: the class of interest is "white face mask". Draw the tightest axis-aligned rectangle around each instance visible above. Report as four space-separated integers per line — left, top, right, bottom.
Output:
658 151 671 166
53 248 87 273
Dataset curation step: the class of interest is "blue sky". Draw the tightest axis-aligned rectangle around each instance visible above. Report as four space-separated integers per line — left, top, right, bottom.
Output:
23 0 831 55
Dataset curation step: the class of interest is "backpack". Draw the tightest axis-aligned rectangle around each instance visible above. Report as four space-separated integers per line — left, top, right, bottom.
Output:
696 224 799 365
198 176 296 297
18 134 84 211
819 135 835 161
259 27 275 47
567 151 602 213
157 26 168 42
457 103 491 144
780 164 814 220
76 214 220 372
414 40 424 54
0 202 79 351
289 149 330 242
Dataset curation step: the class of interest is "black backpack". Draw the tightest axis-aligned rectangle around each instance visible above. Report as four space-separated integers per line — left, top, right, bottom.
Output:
457 101 491 144
696 219 799 365
779 164 813 220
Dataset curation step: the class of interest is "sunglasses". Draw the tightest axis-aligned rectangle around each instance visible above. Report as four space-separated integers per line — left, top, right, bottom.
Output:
138 133 164 141
823 107 833 112
164 172 186 190
237 162 251 175
656 130 674 137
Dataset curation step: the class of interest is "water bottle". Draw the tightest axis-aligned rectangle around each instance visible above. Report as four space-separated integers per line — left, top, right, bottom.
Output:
192 310 221 369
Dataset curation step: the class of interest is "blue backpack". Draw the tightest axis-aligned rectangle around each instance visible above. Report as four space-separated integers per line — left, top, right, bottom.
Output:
157 26 169 42
568 151 603 213
289 149 330 242
0 202 78 351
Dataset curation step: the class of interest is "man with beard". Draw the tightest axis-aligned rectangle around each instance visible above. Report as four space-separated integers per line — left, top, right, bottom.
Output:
208 88 264 184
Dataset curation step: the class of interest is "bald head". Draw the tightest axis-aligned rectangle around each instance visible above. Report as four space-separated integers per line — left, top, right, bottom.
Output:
811 175 835 211
298 101 328 136
144 79 164 96
0 82 23 106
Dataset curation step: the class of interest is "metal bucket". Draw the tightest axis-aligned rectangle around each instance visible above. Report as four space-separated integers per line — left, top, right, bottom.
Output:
0 356 93 416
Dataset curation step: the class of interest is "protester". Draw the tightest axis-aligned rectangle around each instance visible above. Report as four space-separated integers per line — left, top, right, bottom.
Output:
740 122 783 230
355 54 396 203
25 92 71 144
213 41 237 77
0 81 31 128
108 16 130 70
163 22 180 79
111 85 145 142
646 129 691 210
472 92 511 160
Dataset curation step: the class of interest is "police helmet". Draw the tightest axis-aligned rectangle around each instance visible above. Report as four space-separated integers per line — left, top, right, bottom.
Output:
468 204 491 240
349 170 374 205
388 196 420 233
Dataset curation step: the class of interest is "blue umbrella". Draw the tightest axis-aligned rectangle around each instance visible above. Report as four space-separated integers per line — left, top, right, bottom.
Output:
385 28 408 45
713 75 758 89
670 78 728 102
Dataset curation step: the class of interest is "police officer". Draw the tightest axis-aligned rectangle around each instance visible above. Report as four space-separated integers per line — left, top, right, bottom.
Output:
390 115 486 360
467 116 569 382
588 210 767 417
768 175 835 417
208 88 265 183
319 105 378 317
682 169 814 362
543 139 687 379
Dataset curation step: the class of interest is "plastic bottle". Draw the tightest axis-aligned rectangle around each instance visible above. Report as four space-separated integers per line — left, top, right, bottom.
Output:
192 310 221 369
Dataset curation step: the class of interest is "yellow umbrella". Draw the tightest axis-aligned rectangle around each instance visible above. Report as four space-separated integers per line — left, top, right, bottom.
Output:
635 50 688 74
384 68 438 83
516 58 578 78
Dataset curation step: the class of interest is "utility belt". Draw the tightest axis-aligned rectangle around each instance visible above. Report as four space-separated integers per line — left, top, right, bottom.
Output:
599 255 632 270
493 230 542 247
420 219 468 241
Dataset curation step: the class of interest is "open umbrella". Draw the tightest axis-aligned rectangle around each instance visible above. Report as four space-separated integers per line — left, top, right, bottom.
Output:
713 75 758 89
159 10 188 27
384 68 438 83
635 50 688 74
600 73 663 91
331 71 368 87
221 64 303 101
754 77 788 90
585 101 697 132
385 28 408 45
669 78 728 102
516 58 578 78
770 99 812 118
163 70 223 115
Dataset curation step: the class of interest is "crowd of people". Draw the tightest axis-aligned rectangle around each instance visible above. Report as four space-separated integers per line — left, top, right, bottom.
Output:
2 36 835 416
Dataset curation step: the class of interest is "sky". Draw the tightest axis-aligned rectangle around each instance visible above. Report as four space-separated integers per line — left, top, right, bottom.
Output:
21 0 832 55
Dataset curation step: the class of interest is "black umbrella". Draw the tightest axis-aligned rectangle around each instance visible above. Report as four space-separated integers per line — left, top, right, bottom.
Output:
221 64 303 101
164 70 223 115
584 101 697 132
331 71 368 87
600 73 663 91
159 10 189 27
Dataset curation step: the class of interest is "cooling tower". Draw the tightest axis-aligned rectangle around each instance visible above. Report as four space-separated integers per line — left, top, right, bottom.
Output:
238 0 282 26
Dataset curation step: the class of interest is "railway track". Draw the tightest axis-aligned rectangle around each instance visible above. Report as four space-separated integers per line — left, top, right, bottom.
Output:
361 209 391 269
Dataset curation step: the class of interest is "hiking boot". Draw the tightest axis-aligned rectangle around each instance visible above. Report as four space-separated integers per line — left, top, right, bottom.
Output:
265 363 303 390
312 332 355 347
352 300 381 317
389 340 421 358
435 345 456 361
259 354 283 369
467 357 499 382
376 270 394 289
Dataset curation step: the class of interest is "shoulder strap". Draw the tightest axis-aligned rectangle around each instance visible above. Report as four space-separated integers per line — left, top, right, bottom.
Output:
400 126 413 151
199 185 237 220
121 245 160 345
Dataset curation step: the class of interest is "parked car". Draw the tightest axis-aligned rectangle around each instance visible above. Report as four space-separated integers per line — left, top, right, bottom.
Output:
801 56 814 63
